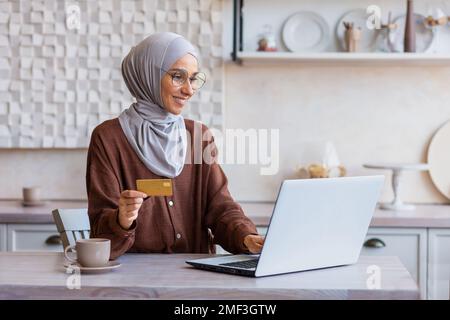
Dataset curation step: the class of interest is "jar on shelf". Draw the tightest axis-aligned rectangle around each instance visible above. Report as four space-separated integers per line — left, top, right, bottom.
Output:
375 12 397 52
257 24 277 52
295 141 346 179
375 25 397 52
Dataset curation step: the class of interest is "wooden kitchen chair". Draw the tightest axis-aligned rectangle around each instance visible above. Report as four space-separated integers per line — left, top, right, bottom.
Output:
52 208 91 250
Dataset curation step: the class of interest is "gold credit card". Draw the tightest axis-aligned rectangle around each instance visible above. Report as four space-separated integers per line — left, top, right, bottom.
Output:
136 179 173 196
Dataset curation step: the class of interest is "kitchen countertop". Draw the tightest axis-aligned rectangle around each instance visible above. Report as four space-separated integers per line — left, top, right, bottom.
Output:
0 200 87 223
0 200 449 228
239 202 450 228
0 252 419 299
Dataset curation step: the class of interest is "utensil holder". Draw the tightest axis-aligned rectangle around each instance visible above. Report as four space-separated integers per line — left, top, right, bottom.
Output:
344 28 361 52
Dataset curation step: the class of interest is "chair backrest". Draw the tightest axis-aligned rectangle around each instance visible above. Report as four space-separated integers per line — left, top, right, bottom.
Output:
52 208 91 250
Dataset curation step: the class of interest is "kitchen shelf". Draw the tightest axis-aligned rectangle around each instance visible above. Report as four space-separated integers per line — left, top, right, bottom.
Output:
231 0 450 66
236 51 450 66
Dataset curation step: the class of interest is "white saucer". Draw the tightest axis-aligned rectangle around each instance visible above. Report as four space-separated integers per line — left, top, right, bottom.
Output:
64 261 121 274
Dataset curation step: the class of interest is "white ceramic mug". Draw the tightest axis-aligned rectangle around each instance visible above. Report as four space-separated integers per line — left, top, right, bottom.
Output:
64 238 111 267
22 186 41 203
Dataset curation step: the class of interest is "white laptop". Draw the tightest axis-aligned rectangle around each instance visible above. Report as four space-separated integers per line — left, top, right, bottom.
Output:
186 175 384 277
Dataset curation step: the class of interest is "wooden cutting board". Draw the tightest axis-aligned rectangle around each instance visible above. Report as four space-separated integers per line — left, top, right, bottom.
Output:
427 120 450 200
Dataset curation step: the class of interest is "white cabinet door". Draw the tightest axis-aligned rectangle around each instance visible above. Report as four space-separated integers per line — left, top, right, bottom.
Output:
428 228 450 300
0 224 6 251
7 224 63 252
361 227 427 299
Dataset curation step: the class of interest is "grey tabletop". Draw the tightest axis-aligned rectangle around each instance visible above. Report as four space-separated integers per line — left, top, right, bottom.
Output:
0 252 419 300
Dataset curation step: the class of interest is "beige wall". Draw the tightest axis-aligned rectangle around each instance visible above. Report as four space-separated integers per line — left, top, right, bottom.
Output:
0 149 87 199
221 63 450 204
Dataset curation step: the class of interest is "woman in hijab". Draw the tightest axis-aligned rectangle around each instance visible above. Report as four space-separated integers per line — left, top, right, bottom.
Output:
86 32 264 259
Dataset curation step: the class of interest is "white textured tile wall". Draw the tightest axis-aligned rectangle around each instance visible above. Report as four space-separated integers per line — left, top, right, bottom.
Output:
0 0 223 148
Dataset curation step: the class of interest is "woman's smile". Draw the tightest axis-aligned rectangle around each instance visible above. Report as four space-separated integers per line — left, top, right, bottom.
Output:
173 96 188 107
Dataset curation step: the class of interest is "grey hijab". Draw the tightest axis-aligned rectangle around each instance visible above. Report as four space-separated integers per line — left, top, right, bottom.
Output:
118 32 198 178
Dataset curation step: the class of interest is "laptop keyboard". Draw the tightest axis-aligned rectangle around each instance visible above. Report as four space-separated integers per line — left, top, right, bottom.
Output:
219 259 259 269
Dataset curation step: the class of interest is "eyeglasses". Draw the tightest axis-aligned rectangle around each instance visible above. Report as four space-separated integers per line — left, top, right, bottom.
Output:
162 68 206 91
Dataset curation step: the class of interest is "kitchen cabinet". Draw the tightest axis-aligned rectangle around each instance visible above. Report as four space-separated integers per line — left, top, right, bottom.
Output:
428 228 450 300
0 200 85 252
5 224 62 252
0 224 6 251
362 227 427 299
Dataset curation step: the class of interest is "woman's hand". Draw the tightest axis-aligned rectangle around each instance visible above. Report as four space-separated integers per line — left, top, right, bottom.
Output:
243 234 265 253
118 190 148 230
